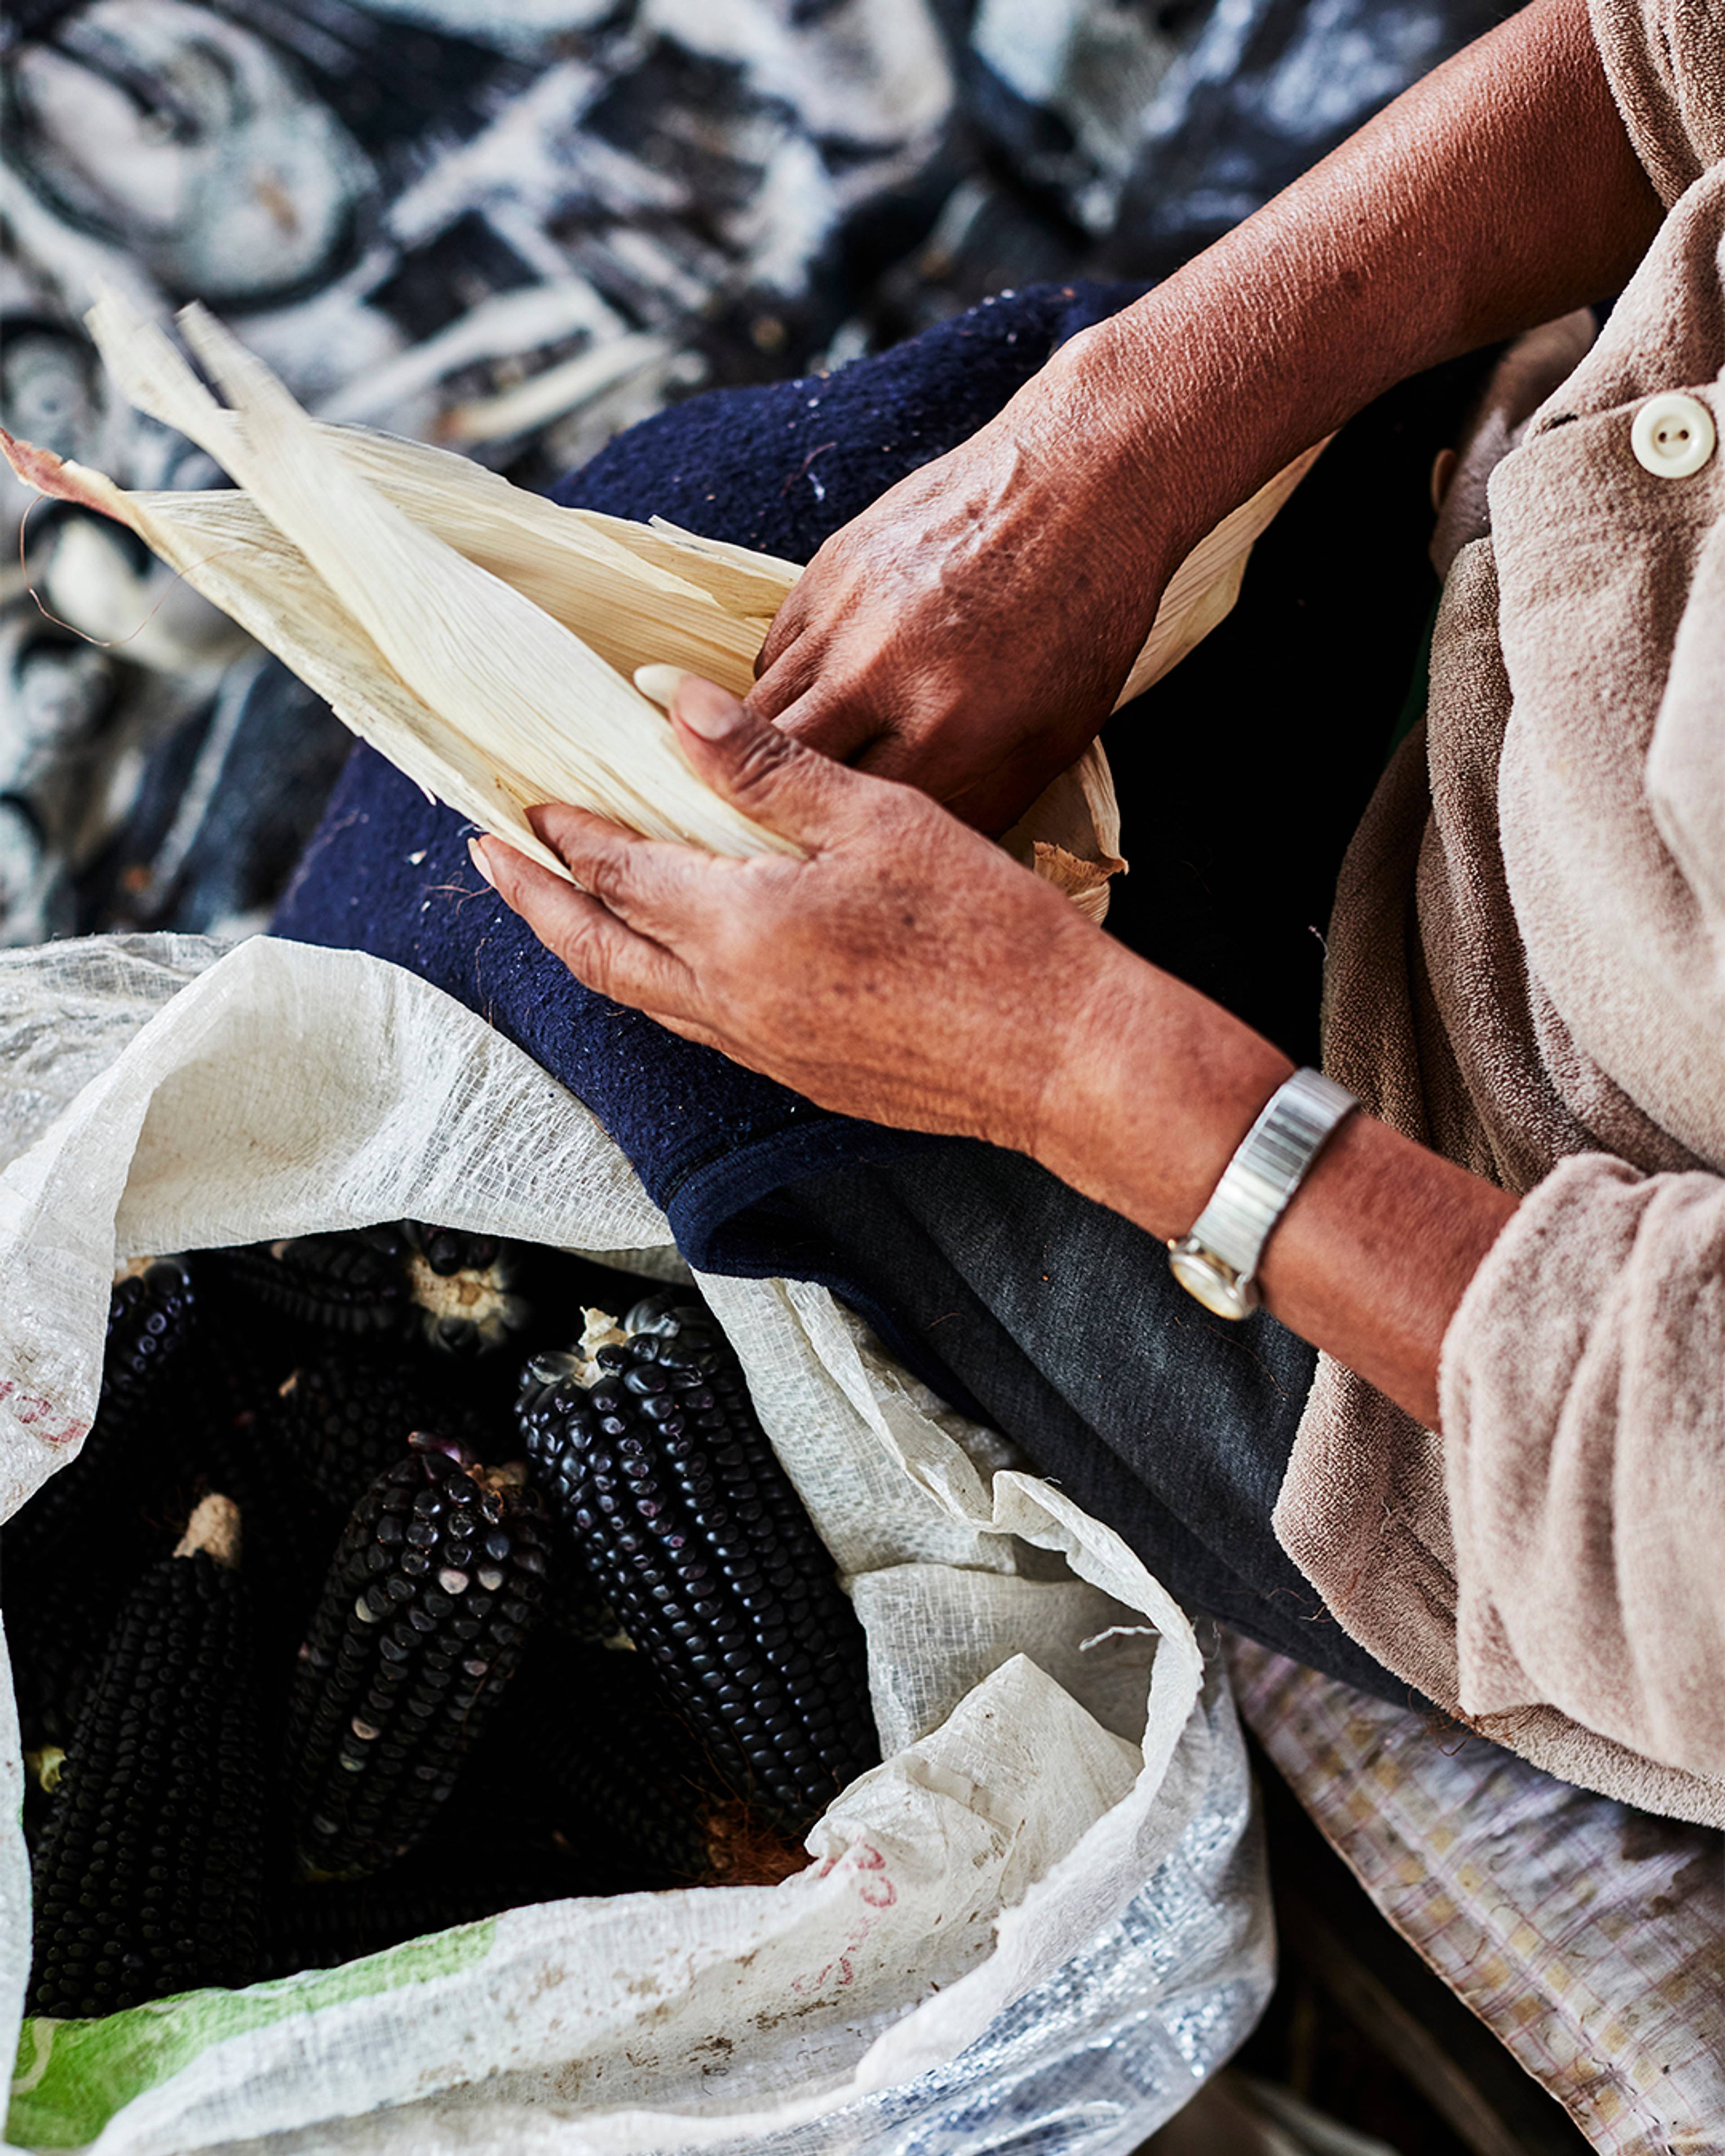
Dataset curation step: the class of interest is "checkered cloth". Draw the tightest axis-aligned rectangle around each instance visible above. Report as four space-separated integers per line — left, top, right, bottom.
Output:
1226 1637 1725 2153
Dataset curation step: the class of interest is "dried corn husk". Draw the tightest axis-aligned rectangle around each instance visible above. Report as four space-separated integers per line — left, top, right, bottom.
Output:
0 295 1320 901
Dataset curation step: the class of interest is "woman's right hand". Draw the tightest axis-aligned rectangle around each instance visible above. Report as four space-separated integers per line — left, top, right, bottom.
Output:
748 0 1664 840
748 327 1186 836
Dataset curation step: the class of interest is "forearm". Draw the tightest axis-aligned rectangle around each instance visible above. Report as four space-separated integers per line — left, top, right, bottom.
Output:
1039 950 1517 1429
1003 0 1663 566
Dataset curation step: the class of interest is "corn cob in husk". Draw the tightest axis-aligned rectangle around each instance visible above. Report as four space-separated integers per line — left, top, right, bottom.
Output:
517 1295 878 1835
27 1496 268 2018
0 292 1321 918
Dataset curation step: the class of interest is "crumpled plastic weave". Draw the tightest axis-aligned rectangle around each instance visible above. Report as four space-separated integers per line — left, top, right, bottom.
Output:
0 933 1270 2156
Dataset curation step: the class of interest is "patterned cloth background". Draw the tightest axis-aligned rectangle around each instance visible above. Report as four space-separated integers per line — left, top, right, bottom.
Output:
0 0 1508 944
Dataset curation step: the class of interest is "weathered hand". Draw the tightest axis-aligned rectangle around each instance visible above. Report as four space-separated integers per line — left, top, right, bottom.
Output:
469 675 1108 1153
749 337 1177 835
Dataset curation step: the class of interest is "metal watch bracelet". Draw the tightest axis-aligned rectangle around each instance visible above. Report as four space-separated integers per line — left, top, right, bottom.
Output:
1166 1068 1357 1320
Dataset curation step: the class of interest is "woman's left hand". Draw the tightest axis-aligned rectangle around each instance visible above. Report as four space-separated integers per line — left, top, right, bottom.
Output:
469 674 1108 1158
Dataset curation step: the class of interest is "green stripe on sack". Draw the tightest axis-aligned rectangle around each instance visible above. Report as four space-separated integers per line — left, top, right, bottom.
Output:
8 1918 497 2151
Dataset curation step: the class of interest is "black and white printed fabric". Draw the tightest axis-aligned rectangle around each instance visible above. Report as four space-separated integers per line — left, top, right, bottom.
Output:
0 0 1511 945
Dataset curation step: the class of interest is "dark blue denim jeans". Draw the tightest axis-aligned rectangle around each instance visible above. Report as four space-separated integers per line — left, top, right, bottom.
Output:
786 1146 1426 1706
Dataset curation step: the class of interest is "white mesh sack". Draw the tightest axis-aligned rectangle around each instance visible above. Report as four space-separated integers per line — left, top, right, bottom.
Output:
0 933 1271 2156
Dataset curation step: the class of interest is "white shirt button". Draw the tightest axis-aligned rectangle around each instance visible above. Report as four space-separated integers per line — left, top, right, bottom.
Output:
1631 392 1716 478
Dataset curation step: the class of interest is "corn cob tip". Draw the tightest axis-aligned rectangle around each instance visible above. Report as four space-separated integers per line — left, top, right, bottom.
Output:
112 1254 160 1284
405 1249 526 1354
580 1307 628 1356
553 1307 627 1387
24 1746 66 1794
515 1313 624 1401
405 1429 530 1497
407 1428 476 1468
174 1493 241 1568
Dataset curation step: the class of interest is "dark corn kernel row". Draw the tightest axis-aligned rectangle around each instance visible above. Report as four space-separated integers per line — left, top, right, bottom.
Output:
285 1435 553 1880
218 1229 411 1339
517 1297 878 1834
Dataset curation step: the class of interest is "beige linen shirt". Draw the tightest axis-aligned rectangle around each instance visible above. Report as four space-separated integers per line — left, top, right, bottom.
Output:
1273 0 1725 1826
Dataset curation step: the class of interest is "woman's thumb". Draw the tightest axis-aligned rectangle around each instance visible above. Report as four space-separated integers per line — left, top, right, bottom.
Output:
635 666 852 844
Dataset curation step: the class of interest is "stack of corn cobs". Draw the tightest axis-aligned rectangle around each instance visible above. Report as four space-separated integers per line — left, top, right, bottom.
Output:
4 1229 879 2018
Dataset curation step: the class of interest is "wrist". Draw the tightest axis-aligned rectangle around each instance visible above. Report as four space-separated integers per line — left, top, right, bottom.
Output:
999 326 1198 580
1029 941 1294 1238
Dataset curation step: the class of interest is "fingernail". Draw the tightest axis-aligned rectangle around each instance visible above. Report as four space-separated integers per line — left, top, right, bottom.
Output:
467 835 495 889
633 663 689 711
672 677 748 740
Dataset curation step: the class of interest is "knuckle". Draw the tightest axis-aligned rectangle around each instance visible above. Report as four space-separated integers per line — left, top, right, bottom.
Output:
727 726 801 800
577 845 632 909
555 914 615 990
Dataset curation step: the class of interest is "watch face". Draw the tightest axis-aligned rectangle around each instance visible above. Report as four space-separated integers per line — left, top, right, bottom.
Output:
1168 1245 1252 1321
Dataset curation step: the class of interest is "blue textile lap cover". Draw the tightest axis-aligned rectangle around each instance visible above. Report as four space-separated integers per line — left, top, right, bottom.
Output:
272 282 1142 1319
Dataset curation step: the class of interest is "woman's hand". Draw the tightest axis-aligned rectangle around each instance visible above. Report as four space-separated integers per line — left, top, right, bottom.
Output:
470 675 1106 1156
473 675 1517 1430
748 0 1662 840
750 346 1178 836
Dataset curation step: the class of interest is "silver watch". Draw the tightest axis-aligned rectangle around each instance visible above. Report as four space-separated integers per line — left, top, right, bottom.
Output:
1167 1068 1356 1319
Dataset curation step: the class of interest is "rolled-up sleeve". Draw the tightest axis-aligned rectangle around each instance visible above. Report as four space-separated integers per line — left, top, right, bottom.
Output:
1591 0 1725 206
1441 1152 1725 1776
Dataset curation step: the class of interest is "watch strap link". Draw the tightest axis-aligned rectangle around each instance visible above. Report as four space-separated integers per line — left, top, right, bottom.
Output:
1186 1068 1357 1277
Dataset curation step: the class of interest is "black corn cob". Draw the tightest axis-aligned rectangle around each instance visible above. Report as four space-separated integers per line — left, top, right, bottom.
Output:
4 1257 201 1748
270 1352 497 1516
516 1296 879 1835
4 1258 200 1570
212 1228 412 1340
542 1642 809 1888
213 1222 529 1356
269 1349 614 1648
184 1354 333 1669
27 1496 268 2018
285 1434 553 1881
482 1638 720 1889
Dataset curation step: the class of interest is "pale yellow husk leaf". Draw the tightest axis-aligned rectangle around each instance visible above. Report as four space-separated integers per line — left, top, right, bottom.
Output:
88 293 793 866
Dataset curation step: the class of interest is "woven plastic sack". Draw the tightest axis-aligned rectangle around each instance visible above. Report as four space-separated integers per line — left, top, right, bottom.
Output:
0 934 1271 2155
